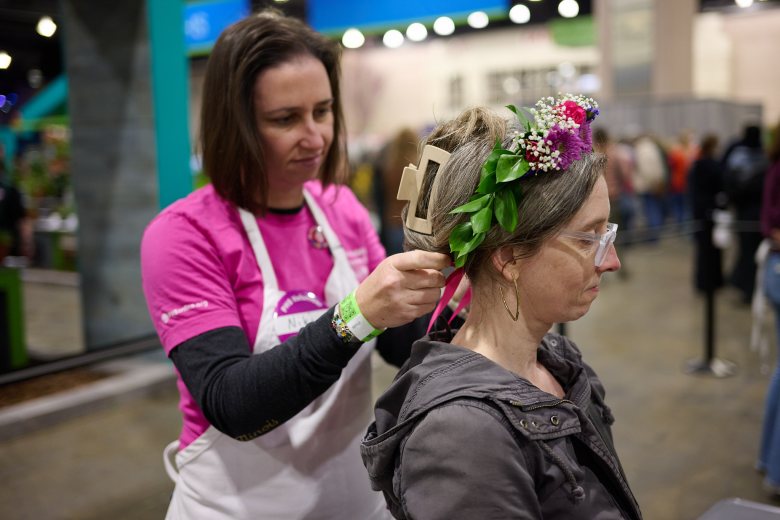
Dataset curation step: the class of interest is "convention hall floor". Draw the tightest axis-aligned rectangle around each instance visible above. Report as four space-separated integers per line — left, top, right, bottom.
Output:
0 233 778 519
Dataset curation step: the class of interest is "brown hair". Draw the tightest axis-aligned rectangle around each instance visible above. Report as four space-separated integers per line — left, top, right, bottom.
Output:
403 107 605 284
199 9 346 213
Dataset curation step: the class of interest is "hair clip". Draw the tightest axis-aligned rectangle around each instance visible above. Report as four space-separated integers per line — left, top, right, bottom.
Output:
397 144 451 235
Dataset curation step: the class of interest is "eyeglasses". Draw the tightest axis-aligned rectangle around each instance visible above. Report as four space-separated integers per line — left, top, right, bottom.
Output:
558 222 618 266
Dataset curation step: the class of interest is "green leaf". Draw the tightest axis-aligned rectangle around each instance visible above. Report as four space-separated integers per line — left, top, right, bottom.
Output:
499 158 531 183
495 154 522 182
494 188 519 232
449 221 474 252
459 231 486 257
450 194 490 214
476 172 497 194
506 105 533 128
454 254 467 268
481 139 514 177
470 200 494 233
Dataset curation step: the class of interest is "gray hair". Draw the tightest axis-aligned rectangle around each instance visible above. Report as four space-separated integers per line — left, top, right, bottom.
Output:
402 106 606 283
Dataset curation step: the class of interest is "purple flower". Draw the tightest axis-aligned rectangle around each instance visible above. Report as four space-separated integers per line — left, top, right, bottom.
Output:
547 124 591 170
579 122 593 150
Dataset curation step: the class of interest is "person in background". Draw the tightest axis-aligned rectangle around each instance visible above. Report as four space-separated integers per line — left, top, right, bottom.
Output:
140 10 448 519
757 119 780 496
594 128 636 251
688 134 725 294
594 128 623 227
0 159 27 260
633 133 667 243
362 97 641 519
667 130 697 227
723 124 768 303
377 128 419 256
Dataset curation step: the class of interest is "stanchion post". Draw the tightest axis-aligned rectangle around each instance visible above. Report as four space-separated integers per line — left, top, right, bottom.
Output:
685 216 736 377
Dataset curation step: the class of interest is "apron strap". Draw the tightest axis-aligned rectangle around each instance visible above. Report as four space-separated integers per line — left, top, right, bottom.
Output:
302 189 349 267
239 208 278 290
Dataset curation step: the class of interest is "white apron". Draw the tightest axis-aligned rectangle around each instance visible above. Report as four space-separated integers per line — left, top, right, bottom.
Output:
163 190 388 519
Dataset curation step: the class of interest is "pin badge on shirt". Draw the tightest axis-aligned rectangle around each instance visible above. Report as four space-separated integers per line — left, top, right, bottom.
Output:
307 225 328 249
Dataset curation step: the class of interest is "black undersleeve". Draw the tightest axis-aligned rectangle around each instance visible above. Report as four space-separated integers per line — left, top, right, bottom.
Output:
169 307 425 441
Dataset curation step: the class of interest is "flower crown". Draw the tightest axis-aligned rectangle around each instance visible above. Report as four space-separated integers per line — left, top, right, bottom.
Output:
448 94 599 268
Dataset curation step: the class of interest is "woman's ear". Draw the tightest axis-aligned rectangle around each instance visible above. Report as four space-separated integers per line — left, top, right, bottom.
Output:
491 246 518 282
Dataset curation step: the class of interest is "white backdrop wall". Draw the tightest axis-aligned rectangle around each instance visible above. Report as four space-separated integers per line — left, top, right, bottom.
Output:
186 9 780 151
340 25 599 142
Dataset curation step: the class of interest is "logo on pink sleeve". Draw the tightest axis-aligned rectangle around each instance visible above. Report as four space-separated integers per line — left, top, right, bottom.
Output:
161 300 209 324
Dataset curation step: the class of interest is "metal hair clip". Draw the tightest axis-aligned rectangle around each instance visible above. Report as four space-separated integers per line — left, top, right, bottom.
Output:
396 145 451 235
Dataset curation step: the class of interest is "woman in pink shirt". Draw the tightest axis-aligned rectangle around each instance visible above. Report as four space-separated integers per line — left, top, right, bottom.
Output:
141 9 448 519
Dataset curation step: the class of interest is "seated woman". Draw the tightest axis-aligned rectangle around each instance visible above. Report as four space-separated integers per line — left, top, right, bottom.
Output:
361 97 642 519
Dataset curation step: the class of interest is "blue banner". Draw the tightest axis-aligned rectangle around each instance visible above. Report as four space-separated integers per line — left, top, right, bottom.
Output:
309 0 507 34
184 0 250 55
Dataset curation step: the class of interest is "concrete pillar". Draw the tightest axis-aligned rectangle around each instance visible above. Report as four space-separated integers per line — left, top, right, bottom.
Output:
61 0 160 349
652 0 695 98
596 0 695 100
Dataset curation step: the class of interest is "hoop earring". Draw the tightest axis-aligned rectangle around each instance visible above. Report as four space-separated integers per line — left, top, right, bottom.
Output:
499 278 520 321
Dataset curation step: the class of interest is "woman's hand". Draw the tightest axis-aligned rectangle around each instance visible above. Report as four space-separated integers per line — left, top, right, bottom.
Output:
355 251 450 329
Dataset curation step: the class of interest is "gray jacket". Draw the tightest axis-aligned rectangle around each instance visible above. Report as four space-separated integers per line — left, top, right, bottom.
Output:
361 331 642 520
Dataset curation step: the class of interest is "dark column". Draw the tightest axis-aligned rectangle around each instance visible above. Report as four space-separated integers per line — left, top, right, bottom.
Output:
61 0 160 349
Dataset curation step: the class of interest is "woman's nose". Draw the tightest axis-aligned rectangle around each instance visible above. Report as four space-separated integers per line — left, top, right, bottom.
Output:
300 118 326 149
597 243 621 273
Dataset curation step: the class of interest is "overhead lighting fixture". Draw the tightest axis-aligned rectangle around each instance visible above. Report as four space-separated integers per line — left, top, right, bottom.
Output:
341 28 365 49
509 4 531 24
433 16 455 36
36 16 57 37
406 22 428 42
0 52 11 70
467 11 489 29
558 0 580 18
734 0 753 6
383 29 404 49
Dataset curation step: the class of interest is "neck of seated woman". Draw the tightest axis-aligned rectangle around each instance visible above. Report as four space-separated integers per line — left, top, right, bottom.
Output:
451 310 565 399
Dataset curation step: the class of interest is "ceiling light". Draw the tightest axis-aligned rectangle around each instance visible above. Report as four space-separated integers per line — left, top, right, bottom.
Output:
433 16 455 36
0 52 11 70
382 29 404 49
36 16 57 38
341 28 365 49
509 5 531 24
467 11 489 29
558 0 580 18
734 0 753 6
406 22 428 42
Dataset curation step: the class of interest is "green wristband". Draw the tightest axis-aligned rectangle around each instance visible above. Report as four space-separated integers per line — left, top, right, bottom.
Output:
338 290 385 342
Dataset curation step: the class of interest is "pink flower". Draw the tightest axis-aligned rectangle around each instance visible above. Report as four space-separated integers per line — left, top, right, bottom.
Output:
560 101 586 125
